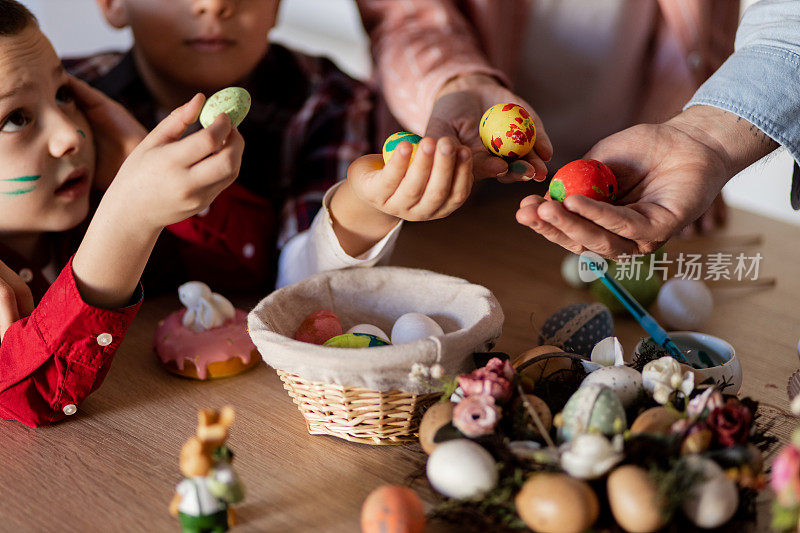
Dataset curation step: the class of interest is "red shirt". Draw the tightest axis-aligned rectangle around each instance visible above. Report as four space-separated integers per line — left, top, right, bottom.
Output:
0 251 141 428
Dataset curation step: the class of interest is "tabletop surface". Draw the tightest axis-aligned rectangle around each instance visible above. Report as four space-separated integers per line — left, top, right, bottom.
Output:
1 183 798 532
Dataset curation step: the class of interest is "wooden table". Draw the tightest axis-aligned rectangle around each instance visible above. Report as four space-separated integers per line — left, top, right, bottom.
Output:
2 182 798 532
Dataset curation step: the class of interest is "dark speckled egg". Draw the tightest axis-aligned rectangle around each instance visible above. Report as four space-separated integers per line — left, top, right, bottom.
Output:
538 303 613 357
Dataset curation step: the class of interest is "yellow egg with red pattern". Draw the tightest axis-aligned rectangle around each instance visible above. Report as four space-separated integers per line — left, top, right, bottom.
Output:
479 103 536 160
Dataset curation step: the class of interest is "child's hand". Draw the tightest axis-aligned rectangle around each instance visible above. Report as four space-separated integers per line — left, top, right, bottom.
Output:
0 260 34 341
348 136 473 222
104 94 244 230
67 76 148 191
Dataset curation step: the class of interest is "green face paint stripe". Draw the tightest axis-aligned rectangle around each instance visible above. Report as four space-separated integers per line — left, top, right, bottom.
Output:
1 175 40 182
384 133 421 152
77 129 86 138
1 187 35 195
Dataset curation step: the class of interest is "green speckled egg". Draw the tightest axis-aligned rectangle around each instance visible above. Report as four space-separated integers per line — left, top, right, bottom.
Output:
199 87 251 128
323 333 391 348
558 384 626 442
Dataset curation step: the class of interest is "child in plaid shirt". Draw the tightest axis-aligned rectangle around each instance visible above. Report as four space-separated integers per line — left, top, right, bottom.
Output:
66 0 474 293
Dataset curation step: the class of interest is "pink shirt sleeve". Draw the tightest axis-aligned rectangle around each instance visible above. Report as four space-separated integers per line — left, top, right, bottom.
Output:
357 0 508 134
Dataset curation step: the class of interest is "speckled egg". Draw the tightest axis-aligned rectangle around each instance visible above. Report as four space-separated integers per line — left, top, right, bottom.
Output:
539 303 614 357
323 333 390 348
581 365 642 408
607 465 668 533
361 485 426 533
479 103 535 160
294 309 342 345
199 87 251 128
515 473 599 533
656 278 713 331
346 323 389 343
419 401 455 454
382 131 422 164
426 439 498 499
682 456 739 529
391 313 444 345
630 406 682 436
558 384 627 442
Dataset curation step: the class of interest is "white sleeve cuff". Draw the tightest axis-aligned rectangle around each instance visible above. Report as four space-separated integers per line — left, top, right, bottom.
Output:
276 181 403 288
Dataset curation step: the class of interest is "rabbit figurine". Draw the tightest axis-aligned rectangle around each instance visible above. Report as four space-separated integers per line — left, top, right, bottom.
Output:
178 282 236 332
170 406 244 532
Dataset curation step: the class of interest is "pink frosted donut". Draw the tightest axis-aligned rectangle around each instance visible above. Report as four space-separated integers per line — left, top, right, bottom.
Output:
154 309 260 380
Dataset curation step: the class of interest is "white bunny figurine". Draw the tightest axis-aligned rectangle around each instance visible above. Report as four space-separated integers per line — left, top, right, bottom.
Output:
178 281 236 332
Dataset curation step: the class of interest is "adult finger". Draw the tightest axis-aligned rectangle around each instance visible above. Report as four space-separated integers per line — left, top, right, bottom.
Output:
537 200 638 258
139 94 206 149
516 199 585 255
561 195 653 241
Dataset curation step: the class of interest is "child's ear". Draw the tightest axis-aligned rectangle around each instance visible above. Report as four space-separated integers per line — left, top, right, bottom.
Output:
95 0 130 29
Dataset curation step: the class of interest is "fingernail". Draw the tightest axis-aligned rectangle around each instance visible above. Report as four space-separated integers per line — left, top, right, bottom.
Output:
422 142 435 155
439 142 454 155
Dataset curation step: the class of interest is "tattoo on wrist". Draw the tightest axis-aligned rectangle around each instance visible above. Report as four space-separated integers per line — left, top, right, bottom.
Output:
736 116 777 148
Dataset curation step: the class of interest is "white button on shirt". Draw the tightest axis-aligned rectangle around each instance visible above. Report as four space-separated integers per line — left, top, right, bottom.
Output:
62 404 77 416
97 333 113 346
242 243 255 259
18 268 33 283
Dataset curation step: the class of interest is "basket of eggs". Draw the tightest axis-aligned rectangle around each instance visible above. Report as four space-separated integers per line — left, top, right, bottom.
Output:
247 266 504 445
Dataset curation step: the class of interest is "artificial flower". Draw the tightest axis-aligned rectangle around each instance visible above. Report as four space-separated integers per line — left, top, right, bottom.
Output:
687 387 725 419
771 445 800 506
452 394 501 438
457 357 514 403
706 398 752 447
560 433 624 480
590 336 625 367
642 356 695 405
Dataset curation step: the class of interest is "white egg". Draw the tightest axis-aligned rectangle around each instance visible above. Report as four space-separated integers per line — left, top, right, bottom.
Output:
656 278 713 331
426 439 498 499
681 456 738 529
561 254 590 289
345 323 389 342
391 313 444 345
581 366 643 408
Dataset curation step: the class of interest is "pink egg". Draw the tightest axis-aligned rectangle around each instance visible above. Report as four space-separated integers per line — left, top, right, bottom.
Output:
294 310 342 345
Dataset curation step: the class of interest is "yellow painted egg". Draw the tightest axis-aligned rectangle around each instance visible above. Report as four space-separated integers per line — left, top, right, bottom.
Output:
382 132 422 164
479 103 536 160
361 485 426 533
607 465 668 533
515 473 599 533
199 87 251 128
418 401 455 454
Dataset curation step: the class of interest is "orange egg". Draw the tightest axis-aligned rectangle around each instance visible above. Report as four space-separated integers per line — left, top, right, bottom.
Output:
361 485 426 533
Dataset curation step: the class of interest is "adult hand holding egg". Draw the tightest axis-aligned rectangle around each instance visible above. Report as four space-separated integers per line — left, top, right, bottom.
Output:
516 106 778 259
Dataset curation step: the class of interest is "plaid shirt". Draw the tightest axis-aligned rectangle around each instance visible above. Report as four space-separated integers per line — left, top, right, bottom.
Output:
65 44 374 293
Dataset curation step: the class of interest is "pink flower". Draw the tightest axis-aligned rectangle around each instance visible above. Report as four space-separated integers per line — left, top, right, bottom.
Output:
452 394 501 438
772 445 800 506
457 358 514 403
687 388 724 419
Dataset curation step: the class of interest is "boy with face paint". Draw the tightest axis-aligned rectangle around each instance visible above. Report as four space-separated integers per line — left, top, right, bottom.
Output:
0 1 245 427
67 0 474 292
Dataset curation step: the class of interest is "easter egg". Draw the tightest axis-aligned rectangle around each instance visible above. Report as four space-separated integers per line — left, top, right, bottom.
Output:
548 159 617 202
607 465 667 533
361 485 426 533
515 473 599 533
199 87 251 128
346 323 389 343
682 456 739 528
591 255 663 314
391 313 444 345
581 365 642 408
558 384 626 442
419 401 455 454
629 406 681 436
656 278 713 331
561 254 590 289
323 333 390 348
382 132 422 164
479 103 536 160
517 394 552 437
294 309 342 345
539 302 614 357
426 439 498 499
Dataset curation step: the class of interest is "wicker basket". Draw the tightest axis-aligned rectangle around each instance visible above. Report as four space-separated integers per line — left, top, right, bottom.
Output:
248 267 504 445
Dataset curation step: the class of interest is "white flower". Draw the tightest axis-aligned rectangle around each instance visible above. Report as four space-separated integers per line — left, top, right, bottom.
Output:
409 362 430 382
430 364 444 380
591 336 625 367
642 356 695 404
560 433 624 479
